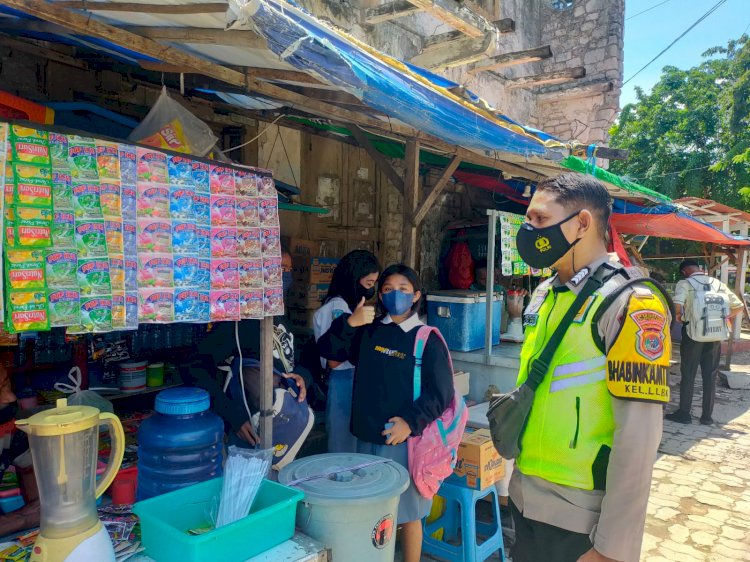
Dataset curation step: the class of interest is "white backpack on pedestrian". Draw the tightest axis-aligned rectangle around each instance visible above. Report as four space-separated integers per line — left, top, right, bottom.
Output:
685 276 730 342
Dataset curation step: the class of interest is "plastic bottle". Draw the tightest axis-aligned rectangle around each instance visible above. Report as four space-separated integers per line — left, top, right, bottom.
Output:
137 388 224 501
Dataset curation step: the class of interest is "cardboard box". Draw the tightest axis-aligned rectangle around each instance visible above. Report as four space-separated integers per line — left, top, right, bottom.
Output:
288 283 330 309
448 428 505 490
292 257 338 285
284 237 320 258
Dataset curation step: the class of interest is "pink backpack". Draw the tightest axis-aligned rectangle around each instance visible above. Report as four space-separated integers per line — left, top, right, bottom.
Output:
407 325 468 499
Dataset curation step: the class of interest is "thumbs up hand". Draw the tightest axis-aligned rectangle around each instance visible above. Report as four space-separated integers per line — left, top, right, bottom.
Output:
348 297 376 327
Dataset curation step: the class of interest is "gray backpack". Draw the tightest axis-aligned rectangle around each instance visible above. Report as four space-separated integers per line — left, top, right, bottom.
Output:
685 276 729 342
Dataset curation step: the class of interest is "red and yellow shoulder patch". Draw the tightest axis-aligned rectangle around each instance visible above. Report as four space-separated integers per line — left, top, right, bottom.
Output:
606 291 672 403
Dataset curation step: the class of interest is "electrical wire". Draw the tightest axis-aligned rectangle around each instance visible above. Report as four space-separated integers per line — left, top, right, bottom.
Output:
628 164 713 181
624 0 729 86
235 321 253 424
223 114 286 152
626 0 674 21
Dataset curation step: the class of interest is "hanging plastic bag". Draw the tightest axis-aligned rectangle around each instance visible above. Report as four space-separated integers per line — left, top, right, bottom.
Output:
446 231 474 289
54 366 114 413
128 86 217 156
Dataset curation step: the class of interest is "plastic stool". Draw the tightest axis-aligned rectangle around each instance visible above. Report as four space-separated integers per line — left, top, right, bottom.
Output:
423 481 505 562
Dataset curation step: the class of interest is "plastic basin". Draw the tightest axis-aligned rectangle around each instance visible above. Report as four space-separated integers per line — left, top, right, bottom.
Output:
134 477 304 562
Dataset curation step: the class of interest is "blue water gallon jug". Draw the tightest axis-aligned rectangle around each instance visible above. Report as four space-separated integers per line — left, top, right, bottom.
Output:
137 387 224 501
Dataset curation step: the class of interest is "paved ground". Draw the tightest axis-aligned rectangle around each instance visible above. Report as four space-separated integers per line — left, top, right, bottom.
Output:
641 359 750 561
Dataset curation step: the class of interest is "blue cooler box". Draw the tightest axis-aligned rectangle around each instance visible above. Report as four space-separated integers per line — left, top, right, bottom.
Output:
426 290 502 352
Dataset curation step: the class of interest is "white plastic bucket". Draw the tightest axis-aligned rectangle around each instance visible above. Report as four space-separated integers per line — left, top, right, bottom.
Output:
119 361 148 392
279 454 409 562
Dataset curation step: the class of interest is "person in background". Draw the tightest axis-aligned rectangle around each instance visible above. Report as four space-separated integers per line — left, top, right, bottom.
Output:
509 173 672 562
666 259 744 425
317 264 454 562
192 244 309 447
471 258 503 292
313 250 380 453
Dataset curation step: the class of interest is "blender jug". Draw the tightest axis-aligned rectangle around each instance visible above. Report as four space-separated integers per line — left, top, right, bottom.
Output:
16 398 124 562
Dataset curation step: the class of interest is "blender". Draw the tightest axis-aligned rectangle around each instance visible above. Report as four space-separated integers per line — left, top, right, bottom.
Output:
502 289 527 342
16 398 125 562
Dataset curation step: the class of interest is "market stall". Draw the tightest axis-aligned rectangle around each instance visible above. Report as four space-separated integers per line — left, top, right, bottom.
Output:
0 0 685 560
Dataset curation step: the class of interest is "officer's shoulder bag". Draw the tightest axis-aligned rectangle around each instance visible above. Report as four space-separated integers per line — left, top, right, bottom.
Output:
486 264 614 459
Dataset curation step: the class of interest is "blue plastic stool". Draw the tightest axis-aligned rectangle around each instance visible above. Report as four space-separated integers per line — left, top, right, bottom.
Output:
423 481 505 562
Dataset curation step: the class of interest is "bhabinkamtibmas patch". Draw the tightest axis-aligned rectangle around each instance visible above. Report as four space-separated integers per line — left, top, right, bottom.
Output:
606 292 671 403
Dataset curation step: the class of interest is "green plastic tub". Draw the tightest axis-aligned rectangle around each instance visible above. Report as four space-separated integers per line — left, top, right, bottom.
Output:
133 477 304 562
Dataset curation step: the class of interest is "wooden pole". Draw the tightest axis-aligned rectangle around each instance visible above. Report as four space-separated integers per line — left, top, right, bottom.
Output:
403 140 420 268
259 317 274 449
726 238 749 368
349 126 405 195
412 156 460 226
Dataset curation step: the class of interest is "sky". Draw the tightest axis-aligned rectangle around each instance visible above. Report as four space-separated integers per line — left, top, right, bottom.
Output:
622 0 750 106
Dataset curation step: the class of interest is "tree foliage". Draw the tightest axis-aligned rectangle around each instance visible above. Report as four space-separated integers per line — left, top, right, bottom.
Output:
609 36 750 208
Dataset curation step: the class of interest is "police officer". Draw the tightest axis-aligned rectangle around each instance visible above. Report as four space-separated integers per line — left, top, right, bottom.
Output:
509 173 671 562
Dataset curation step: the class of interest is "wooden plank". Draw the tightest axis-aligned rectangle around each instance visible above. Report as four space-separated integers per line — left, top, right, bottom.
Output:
0 33 88 69
402 140 420 268
123 26 266 48
138 61 197 73
364 0 423 24
259 316 274 449
460 0 495 22
537 79 614 101
405 0 489 37
413 156 460 225
349 126 405 195
410 31 494 69
247 68 324 86
506 67 586 89
55 1 228 14
421 30 463 52
0 0 248 87
467 45 552 74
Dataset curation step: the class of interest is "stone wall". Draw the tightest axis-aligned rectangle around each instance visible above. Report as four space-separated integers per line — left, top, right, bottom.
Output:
533 0 625 145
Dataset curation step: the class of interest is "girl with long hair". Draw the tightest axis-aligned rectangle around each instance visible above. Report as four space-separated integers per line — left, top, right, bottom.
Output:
313 249 380 453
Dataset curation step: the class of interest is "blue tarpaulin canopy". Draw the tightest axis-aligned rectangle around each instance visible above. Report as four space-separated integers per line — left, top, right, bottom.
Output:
228 0 566 159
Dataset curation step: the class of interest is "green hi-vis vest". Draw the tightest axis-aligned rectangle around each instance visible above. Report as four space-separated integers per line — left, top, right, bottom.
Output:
515 276 671 491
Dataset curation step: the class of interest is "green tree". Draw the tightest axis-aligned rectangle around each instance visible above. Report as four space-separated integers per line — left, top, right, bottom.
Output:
609 36 750 208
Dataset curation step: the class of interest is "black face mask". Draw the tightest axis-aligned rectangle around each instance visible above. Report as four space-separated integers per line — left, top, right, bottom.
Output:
356 284 376 302
516 212 580 269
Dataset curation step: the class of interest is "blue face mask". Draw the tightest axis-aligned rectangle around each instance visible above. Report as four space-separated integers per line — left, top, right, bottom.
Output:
282 272 294 296
381 291 414 316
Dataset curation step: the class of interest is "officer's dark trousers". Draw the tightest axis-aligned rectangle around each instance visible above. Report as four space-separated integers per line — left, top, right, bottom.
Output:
510 502 592 562
678 326 720 419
